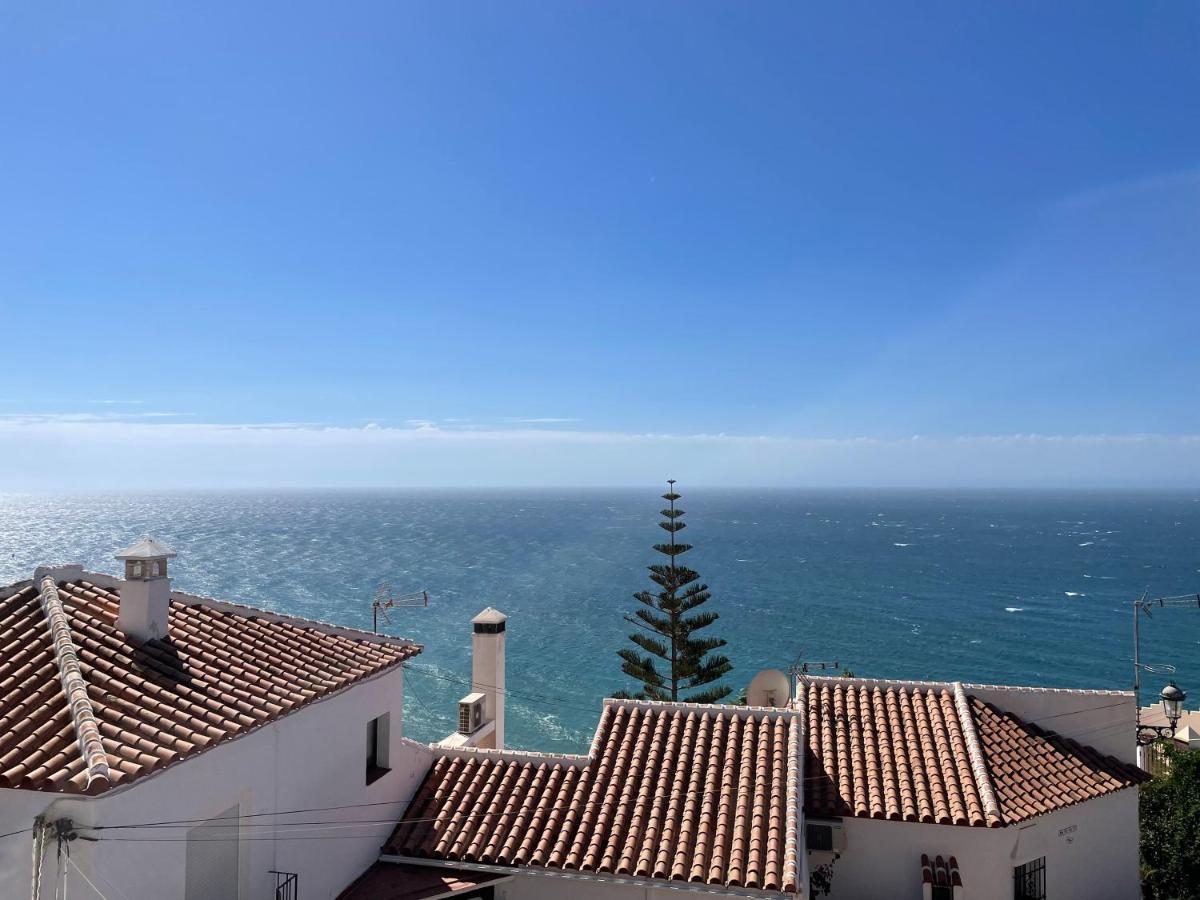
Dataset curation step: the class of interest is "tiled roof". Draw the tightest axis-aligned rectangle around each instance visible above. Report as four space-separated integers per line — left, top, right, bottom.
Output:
800 679 1145 828
802 680 994 826
970 697 1149 823
385 700 802 895
0 573 420 795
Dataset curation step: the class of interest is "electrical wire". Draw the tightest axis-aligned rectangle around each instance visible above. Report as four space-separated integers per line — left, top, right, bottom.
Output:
81 707 1145 843
81 785 781 842
88 689 1144 834
89 798 424 830
404 670 442 723
63 856 112 900
33 667 1144 846
403 663 578 709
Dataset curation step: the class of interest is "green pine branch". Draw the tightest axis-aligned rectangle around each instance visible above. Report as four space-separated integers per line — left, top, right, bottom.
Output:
615 481 733 703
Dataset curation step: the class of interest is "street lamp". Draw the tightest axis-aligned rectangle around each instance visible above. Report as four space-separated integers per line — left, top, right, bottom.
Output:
1160 681 1186 731
1138 681 1188 746
1131 591 1199 747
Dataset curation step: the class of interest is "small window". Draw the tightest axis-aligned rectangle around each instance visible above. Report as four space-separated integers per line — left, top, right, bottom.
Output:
806 823 833 852
931 886 953 900
1014 857 1046 900
366 713 390 784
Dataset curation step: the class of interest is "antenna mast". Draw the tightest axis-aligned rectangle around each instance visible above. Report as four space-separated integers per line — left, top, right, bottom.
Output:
788 652 843 702
1131 590 1200 734
371 581 430 634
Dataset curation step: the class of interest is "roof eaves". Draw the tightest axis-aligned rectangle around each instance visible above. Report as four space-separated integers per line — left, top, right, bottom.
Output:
378 856 801 900
1000 779 1145 826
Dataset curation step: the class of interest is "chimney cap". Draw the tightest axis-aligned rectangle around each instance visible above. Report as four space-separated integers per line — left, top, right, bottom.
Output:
471 607 507 625
115 537 178 561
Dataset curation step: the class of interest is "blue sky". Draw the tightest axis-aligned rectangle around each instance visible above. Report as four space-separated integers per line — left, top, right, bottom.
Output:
1 2 1197 488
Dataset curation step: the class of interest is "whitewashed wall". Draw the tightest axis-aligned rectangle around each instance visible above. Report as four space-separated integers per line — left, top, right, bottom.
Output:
967 686 1136 764
0 665 431 900
816 788 1139 900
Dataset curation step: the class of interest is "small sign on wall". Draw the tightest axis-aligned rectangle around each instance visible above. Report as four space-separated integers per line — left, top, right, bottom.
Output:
1058 823 1078 845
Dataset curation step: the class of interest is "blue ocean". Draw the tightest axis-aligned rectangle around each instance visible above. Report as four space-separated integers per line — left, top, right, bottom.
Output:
3 490 1198 753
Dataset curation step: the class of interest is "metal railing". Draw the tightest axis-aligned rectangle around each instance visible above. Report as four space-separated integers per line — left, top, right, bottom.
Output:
269 871 298 900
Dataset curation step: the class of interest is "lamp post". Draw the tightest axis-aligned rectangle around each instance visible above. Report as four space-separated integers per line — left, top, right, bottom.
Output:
1132 592 1199 747
1137 681 1188 746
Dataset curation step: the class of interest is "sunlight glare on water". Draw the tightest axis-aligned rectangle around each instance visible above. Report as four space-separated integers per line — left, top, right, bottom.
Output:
2 489 1197 753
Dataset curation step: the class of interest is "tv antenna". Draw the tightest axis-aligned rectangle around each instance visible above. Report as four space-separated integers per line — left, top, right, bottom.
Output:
1131 589 1199 739
372 581 429 633
788 652 843 700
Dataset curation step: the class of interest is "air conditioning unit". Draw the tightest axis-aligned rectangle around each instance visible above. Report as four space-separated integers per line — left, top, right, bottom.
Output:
458 692 486 735
805 820 847 853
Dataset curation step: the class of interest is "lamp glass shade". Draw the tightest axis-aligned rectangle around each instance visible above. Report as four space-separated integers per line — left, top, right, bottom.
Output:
1160 681 1186 724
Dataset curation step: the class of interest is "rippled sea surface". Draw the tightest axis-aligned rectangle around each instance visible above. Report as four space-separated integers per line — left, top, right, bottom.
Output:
2 490 1198 753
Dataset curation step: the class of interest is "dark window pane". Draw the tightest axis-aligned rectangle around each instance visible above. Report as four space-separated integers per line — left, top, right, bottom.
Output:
1013 856 1046 900
806 823 833 852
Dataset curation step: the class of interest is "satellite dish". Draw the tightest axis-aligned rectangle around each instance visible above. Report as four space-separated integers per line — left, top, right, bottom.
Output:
747 669 791 708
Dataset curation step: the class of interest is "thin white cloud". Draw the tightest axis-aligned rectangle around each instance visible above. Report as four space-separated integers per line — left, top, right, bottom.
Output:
0 418 1196 490
503 417 582 424
90 399 145 405
0 412 192 423
1055 167 1200 213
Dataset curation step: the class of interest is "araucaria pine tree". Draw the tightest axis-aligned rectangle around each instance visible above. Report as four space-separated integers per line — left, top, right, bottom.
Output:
617 481 732 703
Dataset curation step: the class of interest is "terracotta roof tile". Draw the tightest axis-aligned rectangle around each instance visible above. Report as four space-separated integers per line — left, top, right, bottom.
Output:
0 576 420 795
382 681 1141 893
801 678 1146 828
385 700 802 895
970 697 1148 824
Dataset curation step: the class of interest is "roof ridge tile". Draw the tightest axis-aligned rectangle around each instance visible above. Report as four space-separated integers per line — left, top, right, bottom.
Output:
33 574 111 790
952 682 1002 826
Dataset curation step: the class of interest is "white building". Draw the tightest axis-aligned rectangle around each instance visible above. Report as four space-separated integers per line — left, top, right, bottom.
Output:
0 540 428 900
359 674 1146 900
1 540 1148 900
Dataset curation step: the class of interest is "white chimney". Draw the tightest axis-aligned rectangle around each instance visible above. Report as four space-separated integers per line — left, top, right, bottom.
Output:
471 607 507 750
114 537 177 641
